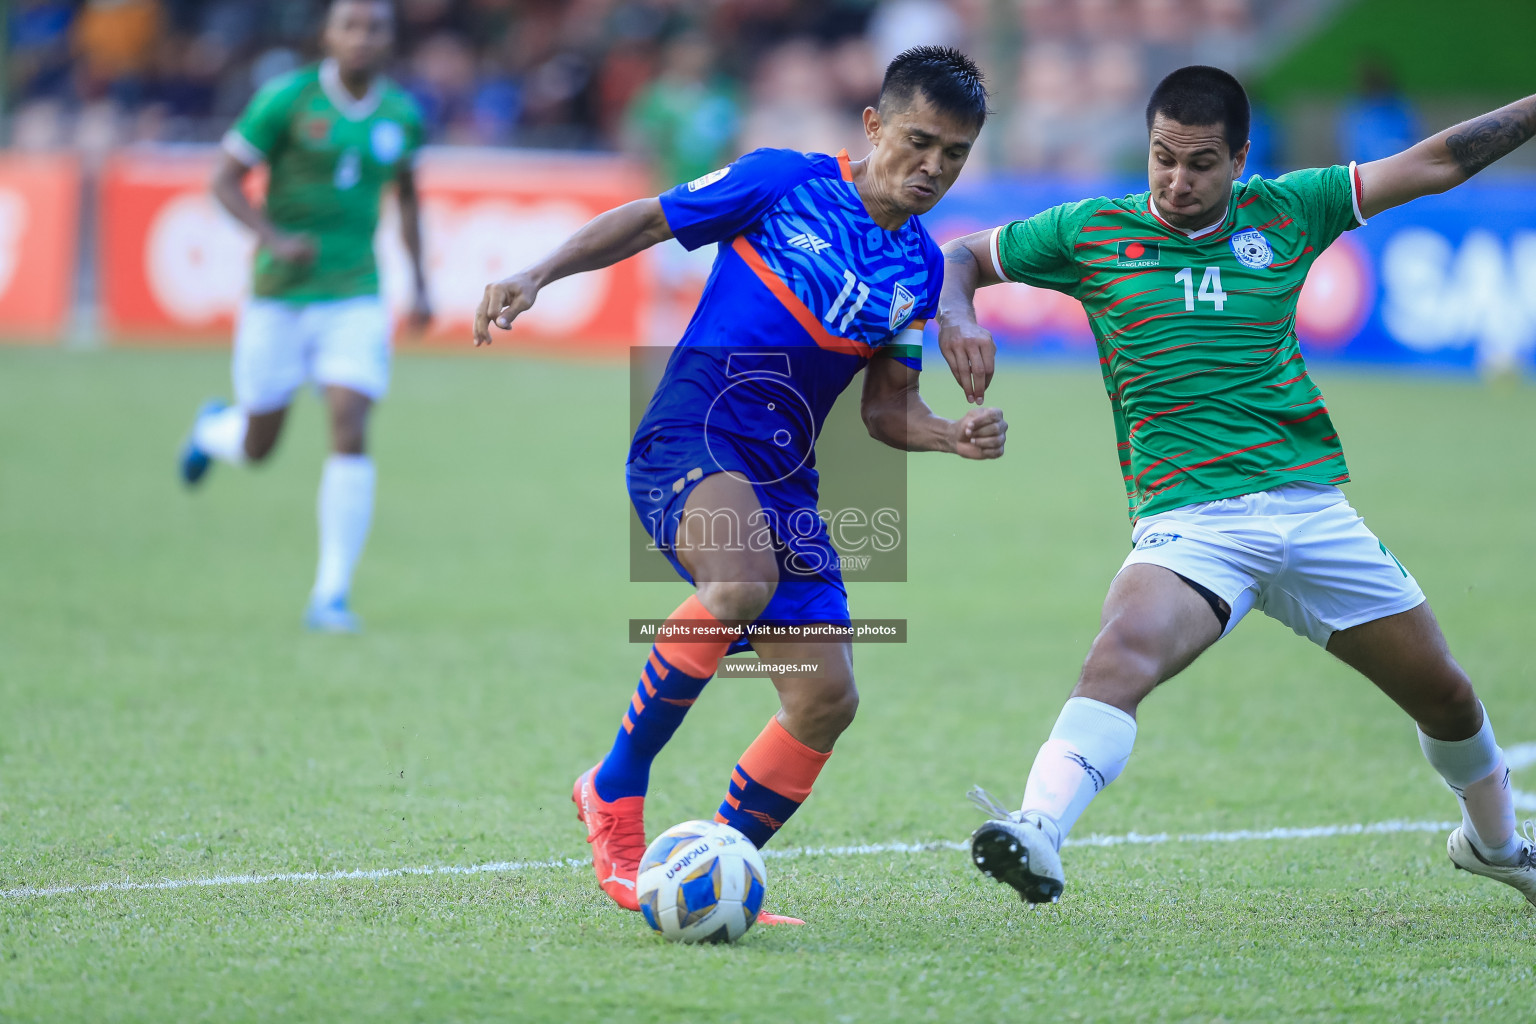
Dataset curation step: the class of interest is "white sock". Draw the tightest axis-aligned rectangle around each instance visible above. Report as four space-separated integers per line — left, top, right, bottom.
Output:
1019 696 1138 849
1418 705 1519 864
192 406 248 465
311 454 375 606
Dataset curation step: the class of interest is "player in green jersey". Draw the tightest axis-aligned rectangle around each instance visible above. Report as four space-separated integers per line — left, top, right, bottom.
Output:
178 0 429 633
943 66 1536 908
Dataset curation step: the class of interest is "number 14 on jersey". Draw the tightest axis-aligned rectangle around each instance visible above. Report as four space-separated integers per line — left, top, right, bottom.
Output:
1174 267 1227 312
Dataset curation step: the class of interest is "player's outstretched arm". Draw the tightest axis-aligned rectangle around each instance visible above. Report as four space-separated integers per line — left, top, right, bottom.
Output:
473 198 674 346
936 232 1005 405
210 151 315 265
396 165 431 330
860 351 1006 460
1357 93 1536 218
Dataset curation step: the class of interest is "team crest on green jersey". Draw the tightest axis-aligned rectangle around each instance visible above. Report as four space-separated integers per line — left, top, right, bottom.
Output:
371 120 406 163
1116 240 1160 267
1231 229 1273 268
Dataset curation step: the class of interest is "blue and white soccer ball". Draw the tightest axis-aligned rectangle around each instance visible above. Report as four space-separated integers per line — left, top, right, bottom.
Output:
636 820 767 943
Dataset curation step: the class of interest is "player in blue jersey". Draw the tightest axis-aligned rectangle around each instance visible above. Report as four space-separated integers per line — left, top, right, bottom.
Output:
474 47 1003 922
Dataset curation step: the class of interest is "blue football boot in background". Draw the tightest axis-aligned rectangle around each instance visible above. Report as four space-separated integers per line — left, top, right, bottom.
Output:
179 398 229 487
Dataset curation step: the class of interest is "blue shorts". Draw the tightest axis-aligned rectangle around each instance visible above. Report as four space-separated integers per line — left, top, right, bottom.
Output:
626 431 850 654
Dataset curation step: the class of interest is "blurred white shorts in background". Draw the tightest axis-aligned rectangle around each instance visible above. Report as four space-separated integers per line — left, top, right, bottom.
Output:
233 295 391 413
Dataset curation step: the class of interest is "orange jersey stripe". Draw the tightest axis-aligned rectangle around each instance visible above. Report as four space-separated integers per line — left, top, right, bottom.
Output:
729 236 873 358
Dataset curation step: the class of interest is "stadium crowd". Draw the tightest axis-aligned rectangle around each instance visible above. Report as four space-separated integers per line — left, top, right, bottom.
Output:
8 0 1324 176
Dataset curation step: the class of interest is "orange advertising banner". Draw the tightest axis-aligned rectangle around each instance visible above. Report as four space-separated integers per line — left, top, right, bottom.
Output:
0 153 80 340
99 147 655 353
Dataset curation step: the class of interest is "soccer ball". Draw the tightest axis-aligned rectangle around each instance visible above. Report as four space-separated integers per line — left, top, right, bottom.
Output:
635 820 767 943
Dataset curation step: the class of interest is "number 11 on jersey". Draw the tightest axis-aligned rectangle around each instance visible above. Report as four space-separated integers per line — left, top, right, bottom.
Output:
1174 267 1227 312
826 269 870 332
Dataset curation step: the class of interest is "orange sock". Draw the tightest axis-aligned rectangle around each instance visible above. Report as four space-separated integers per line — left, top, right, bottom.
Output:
654 593 735 677
593 593 738 801
715 716 831 847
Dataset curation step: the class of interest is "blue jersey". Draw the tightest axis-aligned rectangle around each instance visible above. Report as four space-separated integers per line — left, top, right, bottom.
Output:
631 147 944 481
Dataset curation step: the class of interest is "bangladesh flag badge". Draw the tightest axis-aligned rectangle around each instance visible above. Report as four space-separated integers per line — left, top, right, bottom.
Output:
1116 240 1161 267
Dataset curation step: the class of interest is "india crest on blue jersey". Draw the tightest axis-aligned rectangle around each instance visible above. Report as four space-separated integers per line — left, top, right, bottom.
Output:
889 282 916 331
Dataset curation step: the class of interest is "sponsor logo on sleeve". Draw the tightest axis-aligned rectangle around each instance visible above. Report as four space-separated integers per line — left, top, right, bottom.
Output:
1231 228 1274 269
687 167 730 191
1116 240 1161 267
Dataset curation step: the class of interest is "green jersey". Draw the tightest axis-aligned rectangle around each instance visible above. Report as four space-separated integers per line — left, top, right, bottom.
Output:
223 60 424 303
624 78 741 188
994 165 1366 520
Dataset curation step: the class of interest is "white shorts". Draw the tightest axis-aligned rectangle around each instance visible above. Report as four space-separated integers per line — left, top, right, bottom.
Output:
232 296 391 413
1119 482 1426 647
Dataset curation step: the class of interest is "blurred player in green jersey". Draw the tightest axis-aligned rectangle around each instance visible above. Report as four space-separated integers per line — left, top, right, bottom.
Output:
943 66 1536 908
178 0 429 633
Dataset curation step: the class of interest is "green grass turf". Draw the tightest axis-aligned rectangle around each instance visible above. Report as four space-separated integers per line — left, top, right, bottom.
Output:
1 347 1534 1022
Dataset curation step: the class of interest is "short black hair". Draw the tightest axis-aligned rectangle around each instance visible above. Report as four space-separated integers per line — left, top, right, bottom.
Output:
1145 65 1249 152
878 45 990 130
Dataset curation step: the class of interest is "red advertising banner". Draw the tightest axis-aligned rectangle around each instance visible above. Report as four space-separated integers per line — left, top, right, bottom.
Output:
0 153 80 340
99 148 654 354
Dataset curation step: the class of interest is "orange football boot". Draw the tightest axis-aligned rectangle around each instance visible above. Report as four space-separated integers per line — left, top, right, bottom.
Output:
572 764 646 911
756 912 806 926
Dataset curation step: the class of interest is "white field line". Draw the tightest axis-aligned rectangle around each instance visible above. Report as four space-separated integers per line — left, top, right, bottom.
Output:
0 817 1461 902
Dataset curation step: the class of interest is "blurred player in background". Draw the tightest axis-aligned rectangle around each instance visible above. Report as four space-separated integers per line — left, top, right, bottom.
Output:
178 0 430 633
476 47 1003 923
943 66 1536 909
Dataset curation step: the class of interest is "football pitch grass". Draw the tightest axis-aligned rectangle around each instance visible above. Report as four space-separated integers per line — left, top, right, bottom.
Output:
2 346 1534 1022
